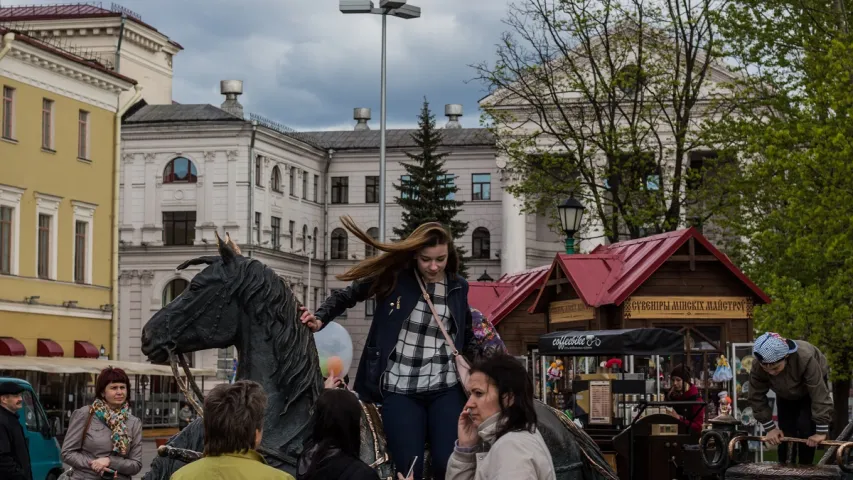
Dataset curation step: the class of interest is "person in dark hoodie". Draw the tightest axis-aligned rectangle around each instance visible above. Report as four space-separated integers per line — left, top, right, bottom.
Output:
666 364 705 433
297 389 412 480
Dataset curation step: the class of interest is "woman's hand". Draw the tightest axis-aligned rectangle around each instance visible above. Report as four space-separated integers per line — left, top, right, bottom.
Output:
90 457 110 474
299 306 323 332
457 408 479 448
324 374 342 389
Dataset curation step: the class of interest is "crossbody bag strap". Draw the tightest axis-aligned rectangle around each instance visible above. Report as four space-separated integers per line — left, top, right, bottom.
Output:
81 409 94 448
415 273 459 355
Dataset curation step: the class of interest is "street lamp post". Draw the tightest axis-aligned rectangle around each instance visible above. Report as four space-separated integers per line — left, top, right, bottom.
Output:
340 0 421 242
558 197 586 254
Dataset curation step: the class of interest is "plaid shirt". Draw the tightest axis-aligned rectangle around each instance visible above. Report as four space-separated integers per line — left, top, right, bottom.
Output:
382 279 459 394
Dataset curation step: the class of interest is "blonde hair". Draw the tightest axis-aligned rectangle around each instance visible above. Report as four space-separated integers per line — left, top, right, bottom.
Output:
337 216 458 299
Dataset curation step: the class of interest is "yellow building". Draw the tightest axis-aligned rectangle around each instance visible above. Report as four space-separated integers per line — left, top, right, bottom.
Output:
0 29 136 360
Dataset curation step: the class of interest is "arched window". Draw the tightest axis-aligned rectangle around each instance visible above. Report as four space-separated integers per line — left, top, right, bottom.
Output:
313 227 319 259
331 228 348 260
271 166 283 193
366 227 379 258
162 278 189 306
472 227 490 259
302 225 308 254
163 157 197 184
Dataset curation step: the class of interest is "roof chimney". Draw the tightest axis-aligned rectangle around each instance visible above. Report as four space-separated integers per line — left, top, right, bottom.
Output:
220 80 244 118
445 104 463 129
354 108 371 131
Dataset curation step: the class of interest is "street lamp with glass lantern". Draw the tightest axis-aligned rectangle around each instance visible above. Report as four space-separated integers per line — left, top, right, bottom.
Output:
339 0 421 242
558 197 585 254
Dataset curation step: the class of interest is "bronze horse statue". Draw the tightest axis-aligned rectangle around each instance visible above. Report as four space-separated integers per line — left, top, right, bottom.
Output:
140 235 618 480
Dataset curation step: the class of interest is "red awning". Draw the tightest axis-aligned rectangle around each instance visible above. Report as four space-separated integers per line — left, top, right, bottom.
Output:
0 337 26 356
37 339 64 357
74 340 99 359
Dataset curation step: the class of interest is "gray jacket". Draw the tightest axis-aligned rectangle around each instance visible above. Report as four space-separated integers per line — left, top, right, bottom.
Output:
446 413 555 480
748 339 833 432
60 406 143 480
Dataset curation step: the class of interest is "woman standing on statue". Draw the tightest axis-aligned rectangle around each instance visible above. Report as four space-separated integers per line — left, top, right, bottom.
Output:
300 216 473 480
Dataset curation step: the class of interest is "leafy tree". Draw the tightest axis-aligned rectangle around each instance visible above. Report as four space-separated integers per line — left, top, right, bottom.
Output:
473 0 743 243
393 99 469 277
714 0 853 437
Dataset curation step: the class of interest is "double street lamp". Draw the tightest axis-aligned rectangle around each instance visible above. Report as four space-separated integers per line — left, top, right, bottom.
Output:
558 197 586 254
340 0 421 242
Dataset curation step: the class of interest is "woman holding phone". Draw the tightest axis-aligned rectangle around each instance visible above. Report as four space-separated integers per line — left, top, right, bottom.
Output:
301 217 473 480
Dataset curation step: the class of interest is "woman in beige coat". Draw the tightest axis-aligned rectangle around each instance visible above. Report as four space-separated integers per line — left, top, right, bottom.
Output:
446 355 555 480
61 367 143 479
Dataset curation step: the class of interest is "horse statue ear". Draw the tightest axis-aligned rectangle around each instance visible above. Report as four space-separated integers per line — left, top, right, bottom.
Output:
225 232 242 255
215 231 236 263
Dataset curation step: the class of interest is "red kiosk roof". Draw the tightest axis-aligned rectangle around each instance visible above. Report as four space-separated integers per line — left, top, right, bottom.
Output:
468 265 550 325
0 337 26 356
37 339 64 357
529 228 771 313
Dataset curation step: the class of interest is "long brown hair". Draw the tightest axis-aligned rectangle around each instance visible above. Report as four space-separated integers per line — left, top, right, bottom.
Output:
336 216 458 299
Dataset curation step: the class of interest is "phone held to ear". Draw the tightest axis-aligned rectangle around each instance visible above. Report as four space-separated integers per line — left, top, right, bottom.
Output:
101 468 117 479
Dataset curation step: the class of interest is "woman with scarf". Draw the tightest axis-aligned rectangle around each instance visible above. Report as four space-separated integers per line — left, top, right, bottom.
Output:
666 364 705 433
61 367 143 479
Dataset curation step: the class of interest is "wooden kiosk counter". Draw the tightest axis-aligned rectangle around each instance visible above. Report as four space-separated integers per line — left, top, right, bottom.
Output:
468 228 772 479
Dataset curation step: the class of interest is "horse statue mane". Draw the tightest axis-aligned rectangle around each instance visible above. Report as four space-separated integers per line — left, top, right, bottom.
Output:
141 233 617 480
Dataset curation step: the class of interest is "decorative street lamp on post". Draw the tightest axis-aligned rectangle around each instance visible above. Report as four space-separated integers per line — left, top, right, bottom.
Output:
558 197 586 254
340 0 421 242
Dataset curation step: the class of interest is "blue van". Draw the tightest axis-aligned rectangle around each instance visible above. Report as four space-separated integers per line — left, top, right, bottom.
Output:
0 377 63 480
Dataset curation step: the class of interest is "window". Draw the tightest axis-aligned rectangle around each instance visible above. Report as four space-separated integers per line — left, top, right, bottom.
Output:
255 156 263 186
400 175 413 200
302 171 308 199
78 110 89 159
290 167 297 195
254 212 261 243
365 298 375 316
163 211 196 246
472 227 491 259
472 173 491 201
366 176 379 203
302 285 308 305
313 287 319 310
73 221 87 283
331 289 347 318
37 214 50 279
331 228 348 259
41 98 53 150
20 390 46 433
313 175 319 202
2 86 14 140
163 278 189 306
302 225 308 253
313 227 319 259
271 217 281 249
289 221 295 250
365 227 379 258
438 174 455 200
163 157 198 184
331 177 348 204
0 206 11 275
271 166 283 193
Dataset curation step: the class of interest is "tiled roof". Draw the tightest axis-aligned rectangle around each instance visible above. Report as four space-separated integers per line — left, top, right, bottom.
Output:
123 104 243 123
300 128 495 150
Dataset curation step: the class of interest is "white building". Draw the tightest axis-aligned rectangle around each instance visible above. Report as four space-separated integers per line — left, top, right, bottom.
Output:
118 83 566 380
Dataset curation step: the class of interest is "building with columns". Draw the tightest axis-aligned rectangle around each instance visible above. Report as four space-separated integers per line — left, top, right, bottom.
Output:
118 83 566 380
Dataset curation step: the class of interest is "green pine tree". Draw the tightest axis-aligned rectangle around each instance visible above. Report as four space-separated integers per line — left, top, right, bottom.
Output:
393 99 469 277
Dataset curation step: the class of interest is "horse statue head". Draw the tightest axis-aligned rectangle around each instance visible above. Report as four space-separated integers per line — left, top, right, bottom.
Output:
141 233 323 474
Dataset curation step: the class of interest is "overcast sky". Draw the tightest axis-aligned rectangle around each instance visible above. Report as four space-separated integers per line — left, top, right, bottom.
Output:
6 0 511 131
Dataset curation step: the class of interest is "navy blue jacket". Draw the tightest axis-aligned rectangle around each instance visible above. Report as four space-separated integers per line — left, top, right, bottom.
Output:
314 268 473 404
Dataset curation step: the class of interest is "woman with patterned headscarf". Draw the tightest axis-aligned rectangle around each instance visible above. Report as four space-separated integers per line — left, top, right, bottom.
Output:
61 367 143 479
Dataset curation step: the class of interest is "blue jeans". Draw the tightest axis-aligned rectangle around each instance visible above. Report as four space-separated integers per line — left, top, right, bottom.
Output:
380 386 467 480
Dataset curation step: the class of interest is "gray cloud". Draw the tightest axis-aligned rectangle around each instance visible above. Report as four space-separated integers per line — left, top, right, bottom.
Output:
6 0 509 130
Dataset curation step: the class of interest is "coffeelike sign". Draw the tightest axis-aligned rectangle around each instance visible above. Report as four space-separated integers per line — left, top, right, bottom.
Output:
624 296 753 319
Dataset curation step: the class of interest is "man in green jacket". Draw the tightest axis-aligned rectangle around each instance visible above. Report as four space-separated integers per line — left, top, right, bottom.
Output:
171 381 294 480
748 332 833 465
